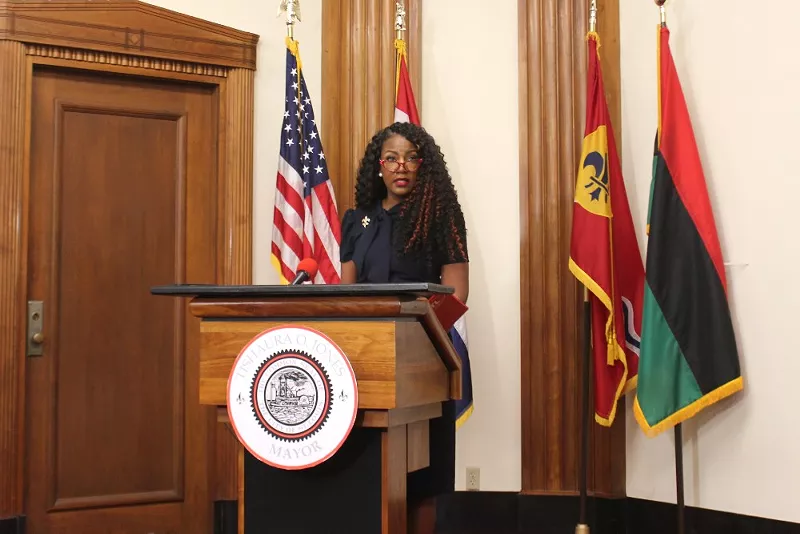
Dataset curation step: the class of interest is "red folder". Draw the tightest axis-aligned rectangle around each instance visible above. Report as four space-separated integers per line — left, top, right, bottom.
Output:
428 294 468 331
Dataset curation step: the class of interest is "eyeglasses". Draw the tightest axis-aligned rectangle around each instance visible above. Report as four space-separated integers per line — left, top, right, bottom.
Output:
379 158 423 172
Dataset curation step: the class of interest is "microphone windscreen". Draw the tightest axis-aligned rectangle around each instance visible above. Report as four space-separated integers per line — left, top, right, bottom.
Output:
296 257 319 280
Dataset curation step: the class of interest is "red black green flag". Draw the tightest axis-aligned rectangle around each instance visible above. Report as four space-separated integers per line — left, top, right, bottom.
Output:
634 27 744 437
569 32 644 427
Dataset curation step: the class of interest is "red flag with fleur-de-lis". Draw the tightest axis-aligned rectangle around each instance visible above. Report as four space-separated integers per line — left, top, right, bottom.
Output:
568 32 645 427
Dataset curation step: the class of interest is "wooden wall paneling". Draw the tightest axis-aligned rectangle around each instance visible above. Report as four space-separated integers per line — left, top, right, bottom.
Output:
215 66 255 503
518 0 625 497
597 0 622 146
0 0 257 519
405 0 422 110
0 39 28 520
321 0 422 215
221 68 255 287
518 0 585 493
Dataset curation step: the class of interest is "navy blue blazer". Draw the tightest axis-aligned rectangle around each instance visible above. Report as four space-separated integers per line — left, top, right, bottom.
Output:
340 204 445 284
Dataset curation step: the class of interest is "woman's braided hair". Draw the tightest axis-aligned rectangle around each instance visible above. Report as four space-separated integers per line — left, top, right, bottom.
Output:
354 122 468 264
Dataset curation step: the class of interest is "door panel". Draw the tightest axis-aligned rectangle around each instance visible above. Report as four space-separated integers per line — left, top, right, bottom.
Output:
26 67 217 534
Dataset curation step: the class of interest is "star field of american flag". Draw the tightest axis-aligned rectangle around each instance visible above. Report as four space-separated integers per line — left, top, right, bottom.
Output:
271 46 341 285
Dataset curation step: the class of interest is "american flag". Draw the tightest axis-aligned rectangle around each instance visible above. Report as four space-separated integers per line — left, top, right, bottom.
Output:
271 43 341 285
394 37 474 428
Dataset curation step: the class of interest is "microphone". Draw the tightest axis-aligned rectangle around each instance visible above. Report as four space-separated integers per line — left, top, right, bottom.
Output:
291 258 319 285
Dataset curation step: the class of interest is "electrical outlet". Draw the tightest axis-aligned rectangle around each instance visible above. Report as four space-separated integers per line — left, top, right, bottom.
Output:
466 467 480 491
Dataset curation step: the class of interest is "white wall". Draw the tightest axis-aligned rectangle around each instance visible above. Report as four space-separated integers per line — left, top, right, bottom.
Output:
144 0 322 286
421 1 521 492
621 0 800 523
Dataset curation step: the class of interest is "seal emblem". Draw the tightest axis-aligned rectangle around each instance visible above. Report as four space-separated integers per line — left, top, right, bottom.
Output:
227 326 358 470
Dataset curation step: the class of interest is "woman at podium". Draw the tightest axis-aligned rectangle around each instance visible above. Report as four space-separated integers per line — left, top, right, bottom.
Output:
339 122 469 302
340 121 470 529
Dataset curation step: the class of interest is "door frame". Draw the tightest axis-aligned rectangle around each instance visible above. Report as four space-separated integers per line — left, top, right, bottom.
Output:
0 1 258 521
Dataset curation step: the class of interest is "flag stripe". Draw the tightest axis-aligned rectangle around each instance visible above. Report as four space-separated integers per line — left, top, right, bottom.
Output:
450 319 473 430
271 241 298 282
303 196 314 258
273 194 304 244
272 206 304 260
394 109 410 123
658 34 727 289
271 224 301 273
644 152 741 393
637 284 703 427
310 224 337 284
311 184 341 254
314 181 342 240
277 161 306 218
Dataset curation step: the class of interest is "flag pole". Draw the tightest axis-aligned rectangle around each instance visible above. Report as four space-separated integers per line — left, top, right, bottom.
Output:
278 0 301 40
575 285 591 534
575 3 598 532
674 423 685 534
657 0 667 28
651 3 684 531
395 1 407 99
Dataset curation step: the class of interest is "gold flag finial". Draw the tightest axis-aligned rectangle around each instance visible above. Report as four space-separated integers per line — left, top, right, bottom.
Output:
395 2 407 40
278 0 302 39
589 0 598 33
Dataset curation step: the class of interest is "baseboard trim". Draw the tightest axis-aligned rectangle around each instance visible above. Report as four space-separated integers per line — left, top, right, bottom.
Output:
436 492 800 534
627 498 800 534
0 515 25 534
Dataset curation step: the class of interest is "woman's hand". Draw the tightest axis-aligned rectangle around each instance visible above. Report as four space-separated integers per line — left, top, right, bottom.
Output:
441 262 469 304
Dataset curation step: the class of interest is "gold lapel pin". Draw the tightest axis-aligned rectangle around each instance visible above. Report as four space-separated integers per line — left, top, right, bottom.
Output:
361 216 371 228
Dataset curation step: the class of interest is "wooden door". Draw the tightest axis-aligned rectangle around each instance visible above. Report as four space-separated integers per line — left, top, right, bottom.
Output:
25 67 218 534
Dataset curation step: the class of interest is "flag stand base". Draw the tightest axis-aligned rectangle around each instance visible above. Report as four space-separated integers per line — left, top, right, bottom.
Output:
575 524 590 534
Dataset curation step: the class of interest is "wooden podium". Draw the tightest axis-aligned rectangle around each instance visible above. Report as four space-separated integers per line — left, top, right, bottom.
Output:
152 283 462 534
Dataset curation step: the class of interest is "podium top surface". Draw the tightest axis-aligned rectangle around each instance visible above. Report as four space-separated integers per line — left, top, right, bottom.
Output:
150 283 453 298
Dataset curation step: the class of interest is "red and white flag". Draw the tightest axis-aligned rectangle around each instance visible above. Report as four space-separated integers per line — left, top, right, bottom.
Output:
394 39 420 125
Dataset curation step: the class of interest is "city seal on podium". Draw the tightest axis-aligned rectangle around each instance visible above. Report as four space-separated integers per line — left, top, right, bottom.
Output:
227 325 358 470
